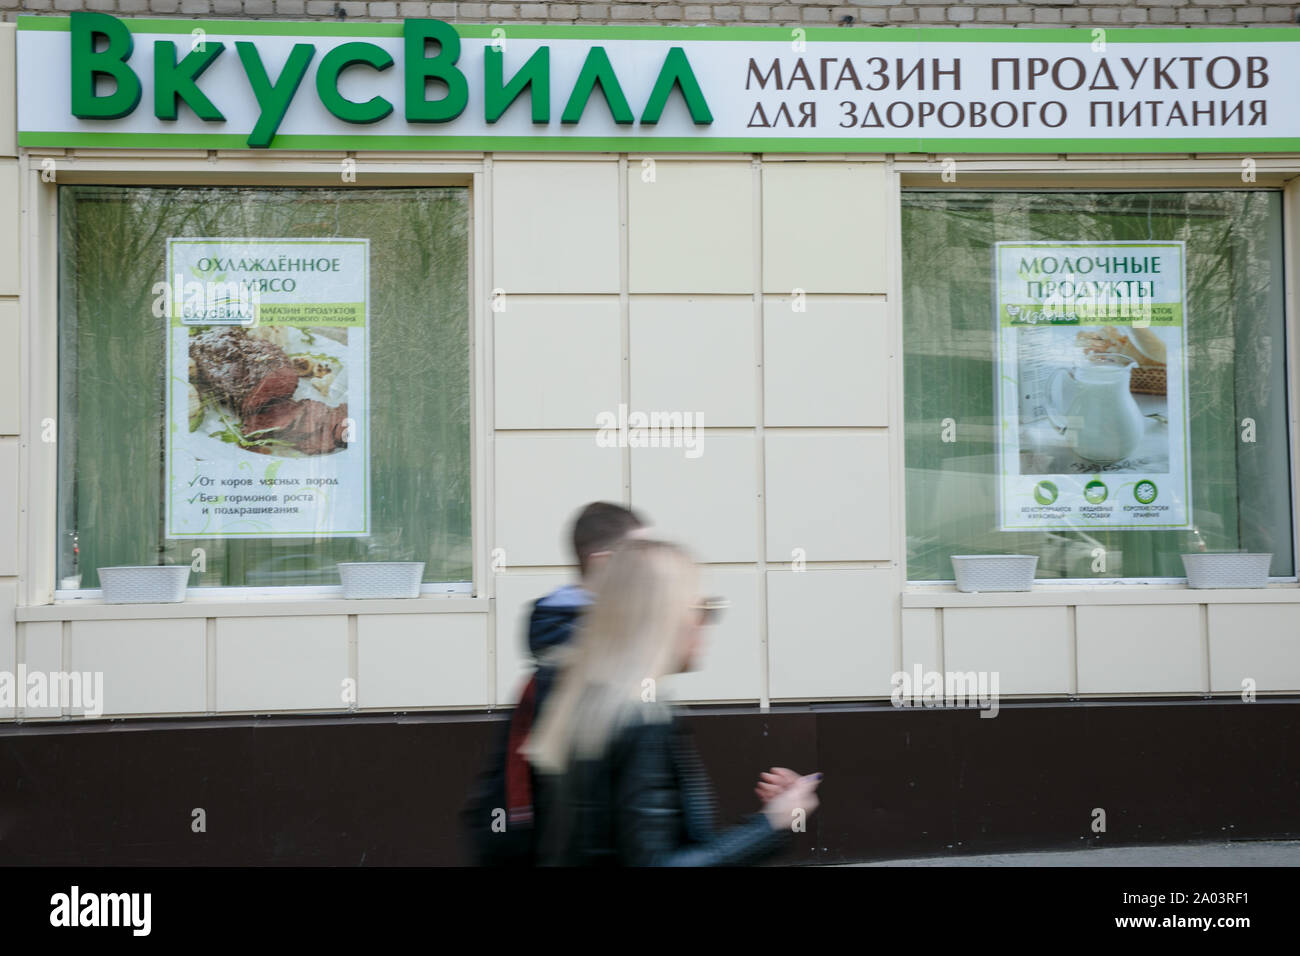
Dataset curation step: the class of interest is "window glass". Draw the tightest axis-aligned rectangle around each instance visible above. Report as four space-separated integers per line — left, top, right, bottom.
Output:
902 190 1292 581
57 185 472 589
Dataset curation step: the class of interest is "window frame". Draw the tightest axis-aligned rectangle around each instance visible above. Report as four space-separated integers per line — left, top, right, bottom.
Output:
892 160 1300 589
21 156 489 606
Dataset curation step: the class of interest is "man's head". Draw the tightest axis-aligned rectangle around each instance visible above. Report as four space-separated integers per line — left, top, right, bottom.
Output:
571 501 645 580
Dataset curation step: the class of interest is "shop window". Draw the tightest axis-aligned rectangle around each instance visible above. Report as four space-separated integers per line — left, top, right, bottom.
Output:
902 190 1292 581
57 185 472 590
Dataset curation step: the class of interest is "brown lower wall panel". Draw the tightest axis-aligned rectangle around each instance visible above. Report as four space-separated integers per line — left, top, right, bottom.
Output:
0 698 1296 866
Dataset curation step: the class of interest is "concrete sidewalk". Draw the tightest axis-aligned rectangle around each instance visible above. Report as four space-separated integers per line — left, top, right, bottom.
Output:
842 841 1300 866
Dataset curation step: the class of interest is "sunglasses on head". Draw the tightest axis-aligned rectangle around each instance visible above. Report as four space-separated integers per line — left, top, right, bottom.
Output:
690 597 730 625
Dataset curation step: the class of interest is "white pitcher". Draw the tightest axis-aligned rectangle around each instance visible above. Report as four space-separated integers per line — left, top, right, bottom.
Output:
1046 353 1146 465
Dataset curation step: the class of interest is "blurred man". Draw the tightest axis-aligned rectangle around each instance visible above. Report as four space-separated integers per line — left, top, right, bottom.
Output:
528 502 646 711
463 501 645 865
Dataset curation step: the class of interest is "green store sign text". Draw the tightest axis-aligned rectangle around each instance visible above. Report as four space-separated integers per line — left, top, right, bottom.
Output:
70 12 713 148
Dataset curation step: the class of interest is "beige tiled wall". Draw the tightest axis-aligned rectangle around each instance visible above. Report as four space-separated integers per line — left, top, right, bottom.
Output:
215 616 350 712
761 163 889 295
627 160 754 293
490 156 902 707
903 596 1300 699
68 619 207 716
357 613 488 709
22 621 62 719
1208 604 1300 693
7 140 1300 718
11 608 493 720
942 607 1072 697
763 297 891 427
0 581 14 719
630 435 759 563
766 568 897 699
628 296 757 426
491 159 620 294
1076 605 1205 694
899 607 940 678
494 297 621 429
0 23 18 719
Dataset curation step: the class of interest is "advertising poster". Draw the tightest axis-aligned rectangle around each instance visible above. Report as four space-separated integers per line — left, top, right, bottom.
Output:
995 241 1191 531
165 238 370 538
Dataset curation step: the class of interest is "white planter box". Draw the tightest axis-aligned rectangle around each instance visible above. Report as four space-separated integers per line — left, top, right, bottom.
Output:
951 555 1038 593
338 562 425 599
98 565 191 604
1181 553 1271 589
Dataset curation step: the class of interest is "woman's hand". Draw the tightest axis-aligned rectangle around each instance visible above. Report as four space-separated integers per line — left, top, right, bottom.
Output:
754 767 800 802
761 773 822 832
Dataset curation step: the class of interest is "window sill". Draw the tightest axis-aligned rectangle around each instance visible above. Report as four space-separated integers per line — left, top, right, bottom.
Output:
902 584 1300 608
17 594 489 622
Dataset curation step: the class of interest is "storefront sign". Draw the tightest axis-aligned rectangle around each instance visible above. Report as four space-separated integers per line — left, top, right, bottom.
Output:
995 241 1191 531
17 14 1300 153
165 237 370 538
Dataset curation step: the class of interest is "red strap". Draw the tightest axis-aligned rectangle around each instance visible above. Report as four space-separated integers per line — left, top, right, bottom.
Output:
505 674 539 825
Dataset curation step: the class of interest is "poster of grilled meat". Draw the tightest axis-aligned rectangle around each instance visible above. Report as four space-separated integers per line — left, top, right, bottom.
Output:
165 238 370 539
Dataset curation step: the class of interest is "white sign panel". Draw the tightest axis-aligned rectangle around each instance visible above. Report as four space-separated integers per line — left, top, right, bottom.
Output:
16 16 1300 153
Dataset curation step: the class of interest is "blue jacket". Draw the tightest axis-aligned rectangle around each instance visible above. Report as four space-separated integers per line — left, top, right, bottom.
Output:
527 583 591 715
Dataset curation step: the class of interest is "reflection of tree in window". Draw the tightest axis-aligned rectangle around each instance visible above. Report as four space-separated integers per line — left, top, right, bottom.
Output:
901 190 1291 581
57 186 472 589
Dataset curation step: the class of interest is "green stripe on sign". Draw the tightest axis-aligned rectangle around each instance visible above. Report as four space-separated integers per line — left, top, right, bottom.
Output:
18 131 1300 154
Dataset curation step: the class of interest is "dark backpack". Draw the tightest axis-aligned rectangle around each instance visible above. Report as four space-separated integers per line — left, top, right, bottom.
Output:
460 673 540 866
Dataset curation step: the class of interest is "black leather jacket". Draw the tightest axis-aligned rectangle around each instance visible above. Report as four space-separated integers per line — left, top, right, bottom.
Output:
535 714 789 866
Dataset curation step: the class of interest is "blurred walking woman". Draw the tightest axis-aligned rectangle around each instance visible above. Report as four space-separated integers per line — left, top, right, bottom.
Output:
525 538 821 866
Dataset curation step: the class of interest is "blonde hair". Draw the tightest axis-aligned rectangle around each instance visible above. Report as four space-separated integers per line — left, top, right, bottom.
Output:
524 538 698 775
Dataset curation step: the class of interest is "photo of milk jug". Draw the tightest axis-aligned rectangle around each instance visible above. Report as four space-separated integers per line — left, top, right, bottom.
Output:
1046 353 1146 464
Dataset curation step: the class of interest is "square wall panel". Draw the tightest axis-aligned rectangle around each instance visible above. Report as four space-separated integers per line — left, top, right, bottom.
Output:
0 299 17 434
0 161 17 295
21 621 62 718
764 297 891 426
0 26 14 158
1076 605 1203 695
494 571 574 705
629 296 756 426
0 440 16 574
761 163 889 294
216 616 348 712
1208 605 1300 693
664 568 761 703
494 297 622 429
629 161 754 293
901 607 939 675
68 619 206 716
630 435 758 563
765 432 891 562
767 569 897 699
494 436 624 567
357 613 487 709
942 607 1070 696
0 581 15 717
492 161 620 294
